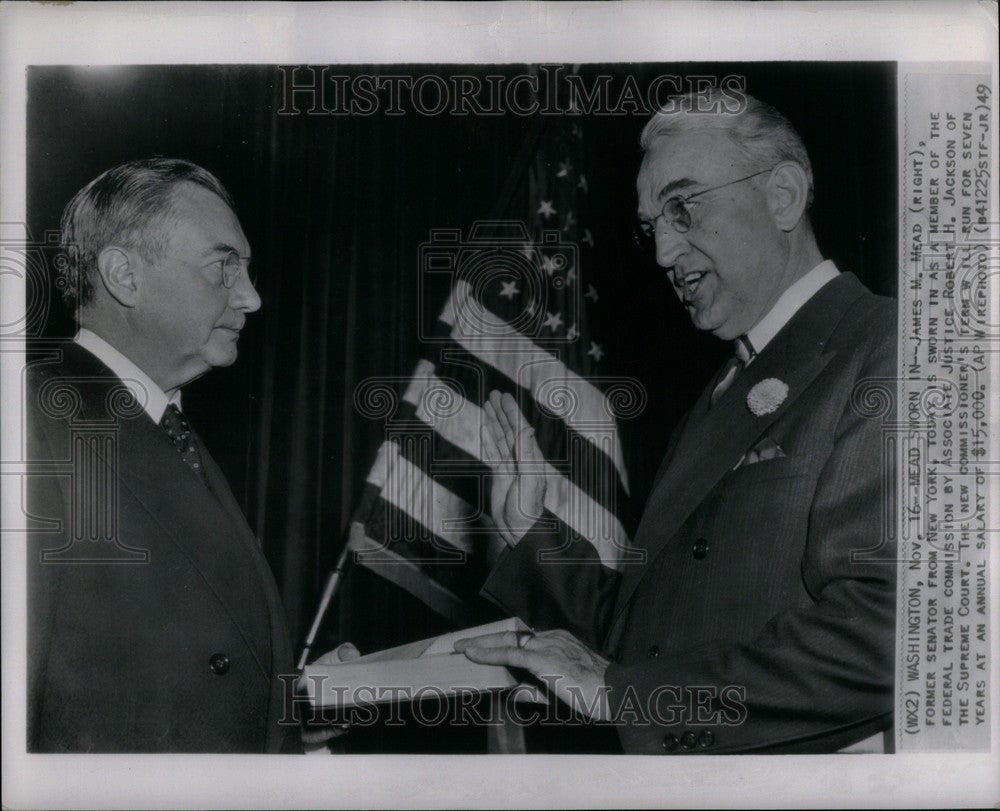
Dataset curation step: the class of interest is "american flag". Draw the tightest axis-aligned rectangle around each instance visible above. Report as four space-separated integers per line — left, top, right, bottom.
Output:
347 109 639 626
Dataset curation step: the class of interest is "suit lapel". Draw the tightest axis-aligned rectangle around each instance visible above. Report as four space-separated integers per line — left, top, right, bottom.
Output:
196 423 296 695
612 273 869 623
198 438 256 542
58 344 274 680
115 414 274 678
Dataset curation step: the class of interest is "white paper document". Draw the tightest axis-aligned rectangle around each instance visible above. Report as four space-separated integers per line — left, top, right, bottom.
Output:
300 617 530 708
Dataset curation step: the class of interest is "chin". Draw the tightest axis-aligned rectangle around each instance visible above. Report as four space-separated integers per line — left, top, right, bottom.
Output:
710 324 741 341
690 303 740 341
689 309 724 337
203 343 239 369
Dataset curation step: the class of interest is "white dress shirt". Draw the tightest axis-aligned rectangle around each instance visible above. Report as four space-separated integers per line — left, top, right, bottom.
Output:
743 260 840 362
75 328 181 424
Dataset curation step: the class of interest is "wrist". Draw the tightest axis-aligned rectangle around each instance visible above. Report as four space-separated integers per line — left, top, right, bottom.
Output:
506 510 549 546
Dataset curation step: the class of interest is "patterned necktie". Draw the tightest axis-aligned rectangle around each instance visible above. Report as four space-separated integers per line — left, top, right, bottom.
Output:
711 335 756 406
160 403 207 483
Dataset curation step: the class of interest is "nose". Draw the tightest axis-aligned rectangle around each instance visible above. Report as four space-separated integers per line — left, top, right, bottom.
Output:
229 271 262 313
654 221 689 270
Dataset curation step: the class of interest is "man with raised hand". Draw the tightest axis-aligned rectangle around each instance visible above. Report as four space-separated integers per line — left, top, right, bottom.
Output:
458 90 897 755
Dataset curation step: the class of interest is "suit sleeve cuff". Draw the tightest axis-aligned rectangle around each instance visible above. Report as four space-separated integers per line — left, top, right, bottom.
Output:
480 510 564 619
603 652 731 754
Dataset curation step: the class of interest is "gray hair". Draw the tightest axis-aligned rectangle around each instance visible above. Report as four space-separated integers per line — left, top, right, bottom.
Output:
640 88 814 207
58 158 234 310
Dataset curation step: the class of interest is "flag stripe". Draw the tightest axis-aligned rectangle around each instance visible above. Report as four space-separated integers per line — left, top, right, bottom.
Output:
348 522 477 626
399 369 629 568
364 440 479 556
354 482 623 596
411 347 632 517
362 432 628 570
441 280 629 493
351 480 501 597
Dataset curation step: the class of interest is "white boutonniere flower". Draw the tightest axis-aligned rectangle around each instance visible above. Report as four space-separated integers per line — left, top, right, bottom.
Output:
747 378 788 416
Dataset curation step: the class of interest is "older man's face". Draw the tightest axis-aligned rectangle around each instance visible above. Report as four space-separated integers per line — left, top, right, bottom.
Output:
134 182 261 391
636 129 790 341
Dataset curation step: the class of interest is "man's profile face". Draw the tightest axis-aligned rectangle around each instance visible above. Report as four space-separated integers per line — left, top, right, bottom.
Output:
135 182 261 390
636 128 791 341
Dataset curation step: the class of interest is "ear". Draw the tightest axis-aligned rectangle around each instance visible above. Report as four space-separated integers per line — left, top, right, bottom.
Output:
95 246 141 307
765 161 811 232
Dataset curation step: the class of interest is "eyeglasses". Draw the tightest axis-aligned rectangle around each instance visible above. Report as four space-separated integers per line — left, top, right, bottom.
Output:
634 167 774 245
203 250 255 289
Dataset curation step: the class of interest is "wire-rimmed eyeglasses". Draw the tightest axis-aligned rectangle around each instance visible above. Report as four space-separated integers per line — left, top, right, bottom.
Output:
203 250 255 289
634 167 774 245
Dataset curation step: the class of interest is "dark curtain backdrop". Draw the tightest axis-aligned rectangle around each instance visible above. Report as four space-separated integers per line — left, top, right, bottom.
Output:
27 63 897 669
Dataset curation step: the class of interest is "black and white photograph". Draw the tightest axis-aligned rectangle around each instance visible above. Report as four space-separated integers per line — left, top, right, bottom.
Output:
1 3 996 808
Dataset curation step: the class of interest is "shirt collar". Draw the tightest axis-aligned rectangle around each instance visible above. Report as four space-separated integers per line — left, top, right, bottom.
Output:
74 328 180 423
742 260 840 361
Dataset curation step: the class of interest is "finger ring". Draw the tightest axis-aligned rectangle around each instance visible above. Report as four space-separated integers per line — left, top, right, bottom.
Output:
515 630 535 649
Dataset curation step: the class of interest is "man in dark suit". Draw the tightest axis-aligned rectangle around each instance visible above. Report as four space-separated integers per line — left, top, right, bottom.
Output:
26 158 300 752
458 90 897 754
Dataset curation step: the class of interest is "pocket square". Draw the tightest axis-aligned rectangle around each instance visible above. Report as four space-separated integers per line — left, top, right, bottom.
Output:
735 437 785 469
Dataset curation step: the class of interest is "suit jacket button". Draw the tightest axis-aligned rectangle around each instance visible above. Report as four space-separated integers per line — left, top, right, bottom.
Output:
209 653 230 675
661 734 678 752
681 731 697 749
698 730 715 748
692 538 709 559
647 645 659 658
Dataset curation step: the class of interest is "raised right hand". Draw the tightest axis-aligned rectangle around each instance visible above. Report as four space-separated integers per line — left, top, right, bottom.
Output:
481 390 547 547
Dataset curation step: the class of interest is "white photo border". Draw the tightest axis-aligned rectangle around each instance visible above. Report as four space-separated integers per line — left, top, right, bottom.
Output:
1 2 997 808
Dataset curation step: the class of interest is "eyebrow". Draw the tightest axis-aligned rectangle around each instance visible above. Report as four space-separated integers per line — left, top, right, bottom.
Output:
203 242 250 259
637 178 700 218
655 178 699 201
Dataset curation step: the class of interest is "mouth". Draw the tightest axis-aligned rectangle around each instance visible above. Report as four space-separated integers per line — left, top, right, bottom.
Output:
676 271 708 301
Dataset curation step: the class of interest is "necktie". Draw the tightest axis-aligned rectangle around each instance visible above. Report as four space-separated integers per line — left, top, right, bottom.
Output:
710 335 756 406
160 403 207 483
